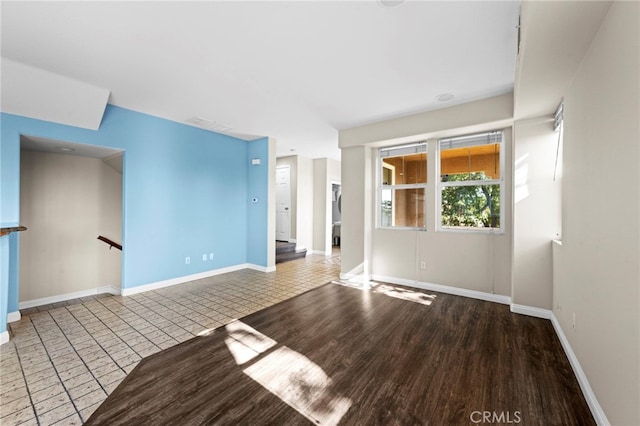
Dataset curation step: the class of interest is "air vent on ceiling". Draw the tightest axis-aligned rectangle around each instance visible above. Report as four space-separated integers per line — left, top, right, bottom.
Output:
185 116 233 133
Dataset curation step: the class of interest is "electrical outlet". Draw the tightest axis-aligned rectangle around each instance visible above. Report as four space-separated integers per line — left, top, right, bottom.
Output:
185 257 191 265
202 254 207 261
420 261 426 270
209 253 214 260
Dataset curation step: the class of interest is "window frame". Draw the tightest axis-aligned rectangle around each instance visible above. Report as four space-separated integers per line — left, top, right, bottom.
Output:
436 130 505 234
377 142 428 231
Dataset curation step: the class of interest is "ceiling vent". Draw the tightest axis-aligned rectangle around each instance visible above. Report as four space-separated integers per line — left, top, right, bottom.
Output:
185 116 233 133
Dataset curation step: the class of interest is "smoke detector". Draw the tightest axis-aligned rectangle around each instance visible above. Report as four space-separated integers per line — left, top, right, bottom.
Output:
435 93 455 102
377 0 406 8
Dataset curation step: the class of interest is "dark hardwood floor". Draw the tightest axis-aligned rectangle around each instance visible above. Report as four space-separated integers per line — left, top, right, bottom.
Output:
86 282 594 425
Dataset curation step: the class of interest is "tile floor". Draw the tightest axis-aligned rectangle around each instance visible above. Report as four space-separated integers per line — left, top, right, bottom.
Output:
0 253 340 425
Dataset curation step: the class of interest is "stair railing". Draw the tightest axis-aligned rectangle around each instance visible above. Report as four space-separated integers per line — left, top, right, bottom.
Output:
97 235 122 251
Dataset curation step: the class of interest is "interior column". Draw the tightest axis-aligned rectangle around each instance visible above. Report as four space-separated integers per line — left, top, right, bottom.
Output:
340 145 372 283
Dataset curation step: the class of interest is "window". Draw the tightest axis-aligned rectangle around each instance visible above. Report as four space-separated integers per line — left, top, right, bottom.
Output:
438 131 503 231
378 142 427 229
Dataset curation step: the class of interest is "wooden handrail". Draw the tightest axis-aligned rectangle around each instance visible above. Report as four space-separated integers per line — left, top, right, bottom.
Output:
98 235 122 251
1 226 27 237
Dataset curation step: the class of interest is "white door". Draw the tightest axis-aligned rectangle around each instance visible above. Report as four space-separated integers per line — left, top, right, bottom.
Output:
276 166 291 241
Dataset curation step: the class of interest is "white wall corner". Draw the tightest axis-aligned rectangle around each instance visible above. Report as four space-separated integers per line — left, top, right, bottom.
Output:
267 137 277 269
550 314 610 425
247 264 276 273
0 331 9 346
97 286 121 296
510 304 552 319
7 311 21 323
339 272 371 285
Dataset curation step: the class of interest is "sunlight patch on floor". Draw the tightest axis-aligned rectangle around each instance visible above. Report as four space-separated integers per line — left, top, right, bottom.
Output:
223 320 277 365
219 320 352 425
372 284 436 306
331 280 370 290
332 280 436 306
243 346 352 426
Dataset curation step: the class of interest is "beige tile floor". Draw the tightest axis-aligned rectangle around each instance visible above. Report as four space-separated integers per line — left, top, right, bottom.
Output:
0 253 340 425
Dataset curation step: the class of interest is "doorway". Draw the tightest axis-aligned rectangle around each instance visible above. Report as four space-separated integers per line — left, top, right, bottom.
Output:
18 136 123 306
276 165 291 242
332 183 342 248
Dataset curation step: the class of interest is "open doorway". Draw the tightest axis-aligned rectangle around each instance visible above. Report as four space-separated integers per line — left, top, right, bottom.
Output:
18 136 123 307
275 165 291 242
332 183 341 253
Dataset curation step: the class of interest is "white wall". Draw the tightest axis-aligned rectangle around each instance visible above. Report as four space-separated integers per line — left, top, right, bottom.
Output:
340 93 513 148
371 131 513 296
296 156 314 252
266 137 277 269
19 150 122 302
339 94 514 293
512 117 562 309
553 2 639 424
340 146 373 280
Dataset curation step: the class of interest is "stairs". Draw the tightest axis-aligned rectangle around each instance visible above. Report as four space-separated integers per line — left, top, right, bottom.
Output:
276 241 307 264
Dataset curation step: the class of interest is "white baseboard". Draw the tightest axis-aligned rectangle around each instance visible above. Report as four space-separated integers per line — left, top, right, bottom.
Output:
551 313 609 425
339 272 357 281
122 263 276 296
99 286 122 296
339 272 371 284
0 331 9 346
510 303 552 319
7 311 21 323
122 264 250 296
19 286 121 309
371 274 511 305
247 264 276 273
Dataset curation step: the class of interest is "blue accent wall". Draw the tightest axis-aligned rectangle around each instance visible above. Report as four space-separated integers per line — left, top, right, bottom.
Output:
1 106 270 335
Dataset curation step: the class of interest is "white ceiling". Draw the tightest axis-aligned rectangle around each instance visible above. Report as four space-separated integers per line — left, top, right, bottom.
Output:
1 1 520 160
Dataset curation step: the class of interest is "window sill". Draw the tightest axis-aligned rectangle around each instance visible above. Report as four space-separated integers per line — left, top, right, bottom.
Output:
438 226 504 235
377 227 427 232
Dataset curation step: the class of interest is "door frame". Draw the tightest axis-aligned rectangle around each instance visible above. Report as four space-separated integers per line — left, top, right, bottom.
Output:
275 165 291 242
